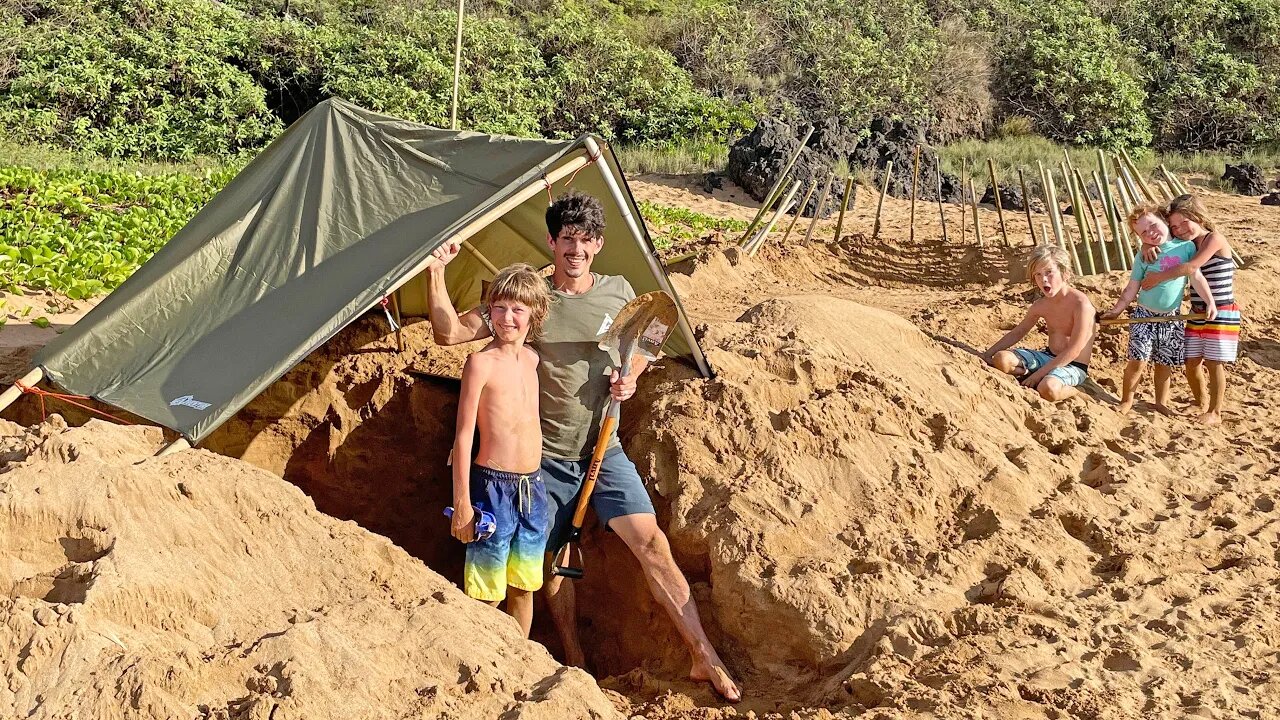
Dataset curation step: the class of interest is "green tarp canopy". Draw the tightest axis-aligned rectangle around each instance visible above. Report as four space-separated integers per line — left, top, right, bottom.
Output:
33 98 708 444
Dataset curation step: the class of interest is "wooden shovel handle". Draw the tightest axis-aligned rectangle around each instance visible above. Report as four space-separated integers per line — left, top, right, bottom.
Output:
569 409 619 528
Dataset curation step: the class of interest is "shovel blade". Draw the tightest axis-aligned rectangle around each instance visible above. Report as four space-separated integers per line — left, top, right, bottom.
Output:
598 291 679 362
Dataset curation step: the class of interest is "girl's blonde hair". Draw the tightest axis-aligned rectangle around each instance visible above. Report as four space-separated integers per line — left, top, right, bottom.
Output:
485 263 552 341
1165 193 1216 232
1126 203 1167 232
1026 244 1072 281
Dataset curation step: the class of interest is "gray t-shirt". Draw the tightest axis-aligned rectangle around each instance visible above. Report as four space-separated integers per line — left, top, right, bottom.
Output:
532 273 635 460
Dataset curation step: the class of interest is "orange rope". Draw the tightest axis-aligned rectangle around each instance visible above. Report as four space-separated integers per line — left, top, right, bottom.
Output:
565 148 601 188
14 380 135 426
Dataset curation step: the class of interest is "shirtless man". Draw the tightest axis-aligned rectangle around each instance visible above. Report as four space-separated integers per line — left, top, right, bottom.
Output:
982 245 1096 402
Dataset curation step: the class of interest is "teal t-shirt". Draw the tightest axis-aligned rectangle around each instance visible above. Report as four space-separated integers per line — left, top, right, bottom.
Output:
1130 239 1196 313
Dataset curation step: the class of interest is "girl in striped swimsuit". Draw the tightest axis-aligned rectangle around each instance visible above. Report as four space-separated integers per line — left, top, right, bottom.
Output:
1138 194 1240 426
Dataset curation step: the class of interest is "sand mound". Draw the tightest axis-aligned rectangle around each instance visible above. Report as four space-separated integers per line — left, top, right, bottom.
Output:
0 417 620 720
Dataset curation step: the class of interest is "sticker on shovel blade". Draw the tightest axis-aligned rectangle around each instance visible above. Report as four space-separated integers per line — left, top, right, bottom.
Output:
641 318 671 346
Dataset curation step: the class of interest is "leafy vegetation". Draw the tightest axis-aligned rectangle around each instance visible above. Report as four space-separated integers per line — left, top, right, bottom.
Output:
5 0 1279 161
0 164 230 297
639 200 747 251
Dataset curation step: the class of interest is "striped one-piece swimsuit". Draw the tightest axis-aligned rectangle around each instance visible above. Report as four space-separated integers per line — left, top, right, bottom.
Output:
1185 252 1240 361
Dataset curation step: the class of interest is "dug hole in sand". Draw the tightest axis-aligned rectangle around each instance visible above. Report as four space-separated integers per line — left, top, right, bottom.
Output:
5 213 1280 719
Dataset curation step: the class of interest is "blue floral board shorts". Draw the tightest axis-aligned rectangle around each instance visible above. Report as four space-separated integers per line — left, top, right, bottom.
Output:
1011 348 1089 387
463 465 549 602
1126 306 1185 367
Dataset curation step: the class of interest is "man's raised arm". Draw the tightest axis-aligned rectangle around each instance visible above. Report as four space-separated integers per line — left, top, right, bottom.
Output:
427 241 492 346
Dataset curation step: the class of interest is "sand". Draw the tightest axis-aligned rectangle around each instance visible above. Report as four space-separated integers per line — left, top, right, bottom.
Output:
3 177 1279 719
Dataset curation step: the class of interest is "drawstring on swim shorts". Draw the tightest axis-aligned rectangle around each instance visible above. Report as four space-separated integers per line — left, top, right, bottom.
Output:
517 473 533 517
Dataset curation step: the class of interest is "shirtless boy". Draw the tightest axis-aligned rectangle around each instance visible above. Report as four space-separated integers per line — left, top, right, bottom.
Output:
450 263 551 637
983 245 1097 402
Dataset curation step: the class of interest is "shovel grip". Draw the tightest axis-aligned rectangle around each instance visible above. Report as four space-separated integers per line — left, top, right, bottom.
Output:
569 410 619 528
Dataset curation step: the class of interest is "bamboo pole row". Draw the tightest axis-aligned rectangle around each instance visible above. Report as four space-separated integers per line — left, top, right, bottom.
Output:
736 148 1237 275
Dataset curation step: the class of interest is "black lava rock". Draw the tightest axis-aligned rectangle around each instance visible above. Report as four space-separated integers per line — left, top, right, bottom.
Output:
1222 163 1267 195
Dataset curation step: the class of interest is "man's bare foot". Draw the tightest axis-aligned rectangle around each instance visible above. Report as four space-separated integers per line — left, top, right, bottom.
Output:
1116 399 1134 415
1197 411 1222 426
1154 404 1176 417
691 654 741 703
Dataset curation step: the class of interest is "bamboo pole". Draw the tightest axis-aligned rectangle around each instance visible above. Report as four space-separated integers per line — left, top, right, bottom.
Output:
1076 169 1111 273
1116 157 1145 209
1062 224 1085 276
969 177 983 247
804 173 835 246
748 179 803 256
1039 161 1066 252
959 158 968 244
834 175 854 243
1094 169 1127 271
0 367 43 413
1018 169 1035 246
987 159 1010 246
1113 174 1140 260
1062 162 1096 275
1041 222 1051 247
1119 148 1158 202
873 162 893 239
460 240 499 275
781 180 818 245
935 156 948 244
738 126 815 244
1097 151 1128 271
450 0 465 130
910 145 921 243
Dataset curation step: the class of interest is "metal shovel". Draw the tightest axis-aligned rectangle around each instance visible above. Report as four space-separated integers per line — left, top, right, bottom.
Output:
550 291 679 579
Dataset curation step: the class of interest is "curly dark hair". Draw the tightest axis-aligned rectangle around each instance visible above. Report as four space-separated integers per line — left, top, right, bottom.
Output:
546 190 606 240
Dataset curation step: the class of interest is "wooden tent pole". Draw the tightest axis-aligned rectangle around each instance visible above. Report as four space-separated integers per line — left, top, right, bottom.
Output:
156 438 191 457
0 367 44 413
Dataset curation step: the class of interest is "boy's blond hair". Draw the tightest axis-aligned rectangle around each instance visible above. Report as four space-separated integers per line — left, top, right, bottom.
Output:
485 263 552 342
1026 244 1072 282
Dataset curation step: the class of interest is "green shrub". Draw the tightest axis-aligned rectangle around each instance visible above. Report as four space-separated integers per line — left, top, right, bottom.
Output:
528 1 752 143
0 0 281 159
994 0 1151 148
1133 0 1280 149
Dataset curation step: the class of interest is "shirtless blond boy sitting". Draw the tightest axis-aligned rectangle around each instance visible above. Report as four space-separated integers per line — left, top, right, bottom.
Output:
450 264 552 637
982 245 1097 402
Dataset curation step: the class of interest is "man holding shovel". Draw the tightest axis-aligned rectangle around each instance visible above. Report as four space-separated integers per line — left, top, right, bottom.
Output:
427 191 740 703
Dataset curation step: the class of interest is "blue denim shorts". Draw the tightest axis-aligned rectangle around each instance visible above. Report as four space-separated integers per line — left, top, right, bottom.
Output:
541 447 655 551
1011 348 1089 387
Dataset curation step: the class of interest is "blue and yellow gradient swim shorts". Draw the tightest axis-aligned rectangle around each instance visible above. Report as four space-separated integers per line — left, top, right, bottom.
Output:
463 465 549 602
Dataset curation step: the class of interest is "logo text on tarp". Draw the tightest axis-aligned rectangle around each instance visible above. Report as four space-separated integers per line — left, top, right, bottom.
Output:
169 395 212 411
